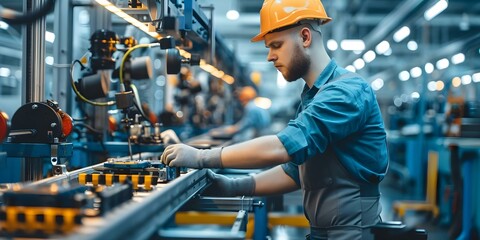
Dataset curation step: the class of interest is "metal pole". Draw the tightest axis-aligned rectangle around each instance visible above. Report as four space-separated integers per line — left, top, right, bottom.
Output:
22 0 48 181
22 0 46 104
52 0 73 113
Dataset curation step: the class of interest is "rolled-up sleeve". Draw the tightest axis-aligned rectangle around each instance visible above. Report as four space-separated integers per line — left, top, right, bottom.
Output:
277 82 367 165
281 162 301 187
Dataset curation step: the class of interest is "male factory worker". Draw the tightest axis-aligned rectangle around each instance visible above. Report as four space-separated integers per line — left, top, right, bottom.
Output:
161 0 388 239
209 86 271 141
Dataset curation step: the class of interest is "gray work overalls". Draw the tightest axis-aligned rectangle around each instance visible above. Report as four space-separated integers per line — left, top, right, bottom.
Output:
301 147 381 240
300 73 382 240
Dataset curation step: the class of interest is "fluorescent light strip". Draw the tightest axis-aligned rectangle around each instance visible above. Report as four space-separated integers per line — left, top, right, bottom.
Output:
199 60 235 84
424 0 448 21
95 0 235 84
95 0 160 39
340 39 365 51
393 26 410 43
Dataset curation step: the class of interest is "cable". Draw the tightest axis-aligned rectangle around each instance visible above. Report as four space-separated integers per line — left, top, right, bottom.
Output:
74 122 103 135
129 83 148 120
72 42 158 107
70 60 116 106
0 0 56 24
133 99 153 126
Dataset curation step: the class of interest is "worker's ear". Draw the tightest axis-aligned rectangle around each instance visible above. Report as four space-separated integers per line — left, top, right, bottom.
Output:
300 28 312 48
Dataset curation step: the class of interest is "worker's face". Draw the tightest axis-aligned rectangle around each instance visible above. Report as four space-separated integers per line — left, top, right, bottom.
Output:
265 28 310 82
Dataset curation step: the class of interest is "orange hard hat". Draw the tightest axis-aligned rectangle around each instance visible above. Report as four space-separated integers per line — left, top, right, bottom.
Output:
251 0 332 42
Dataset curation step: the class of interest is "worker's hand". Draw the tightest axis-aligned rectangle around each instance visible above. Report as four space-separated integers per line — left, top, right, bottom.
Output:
160 129 181 144
203 170 255 197
161 144 223 168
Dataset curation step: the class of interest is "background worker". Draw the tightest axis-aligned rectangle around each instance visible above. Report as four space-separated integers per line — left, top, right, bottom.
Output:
209 86 271 141
161 0 389 239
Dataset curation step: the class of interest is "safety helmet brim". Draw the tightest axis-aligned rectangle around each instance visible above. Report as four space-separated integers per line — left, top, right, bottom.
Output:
251 17 331 42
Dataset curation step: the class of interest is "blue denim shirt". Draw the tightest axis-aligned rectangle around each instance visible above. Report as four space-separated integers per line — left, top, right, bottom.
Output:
278 59 388 185
236 101 271 134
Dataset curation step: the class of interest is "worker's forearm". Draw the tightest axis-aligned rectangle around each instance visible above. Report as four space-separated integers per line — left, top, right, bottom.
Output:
221 135 291 168
253 166 299 195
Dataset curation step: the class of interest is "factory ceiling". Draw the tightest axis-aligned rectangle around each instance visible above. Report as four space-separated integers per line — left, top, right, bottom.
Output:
198 0 480 103
1 0 479 104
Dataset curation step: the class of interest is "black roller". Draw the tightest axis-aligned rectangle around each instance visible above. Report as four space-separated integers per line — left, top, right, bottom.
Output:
77 71 110 100
166 48 181 74
190 54 201 66
130 56 153 80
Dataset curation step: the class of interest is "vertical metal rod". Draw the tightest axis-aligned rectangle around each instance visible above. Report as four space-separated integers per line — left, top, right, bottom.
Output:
22 0 46 104
53 0 73 113
21 0 47 181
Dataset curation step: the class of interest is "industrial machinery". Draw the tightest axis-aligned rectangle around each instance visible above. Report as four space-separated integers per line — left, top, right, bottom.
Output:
0 1 265 239
2 100 74 180
8 100 72 144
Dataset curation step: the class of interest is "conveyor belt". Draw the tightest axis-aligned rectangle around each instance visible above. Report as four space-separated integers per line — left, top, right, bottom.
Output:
18 153 210 240
65 168 209 240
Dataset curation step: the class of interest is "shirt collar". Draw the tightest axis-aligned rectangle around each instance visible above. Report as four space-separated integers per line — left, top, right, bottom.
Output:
313 59 338 89
301 59 338 98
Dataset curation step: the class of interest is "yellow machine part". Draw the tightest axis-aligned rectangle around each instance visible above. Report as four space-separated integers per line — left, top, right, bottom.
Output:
0 206 81 234
78 173 156 191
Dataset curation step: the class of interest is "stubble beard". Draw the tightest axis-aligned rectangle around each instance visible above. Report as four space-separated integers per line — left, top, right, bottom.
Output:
282 44 310 82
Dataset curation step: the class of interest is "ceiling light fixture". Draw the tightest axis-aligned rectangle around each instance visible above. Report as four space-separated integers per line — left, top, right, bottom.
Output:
451 53 465 64
436 58 449 70
399 71 410 81
340 39 365 51
407 40 418 51
427 81 437 91
363 50 376 63
452 77 461 87
371 78 384 91
436 80 445 91
410 67 422 78
425 62 434 74
424 0 448 21
393 26 410 42
461 75 472 85
473 73 480 82
226 10 239 20
353 58 365 70
411 92 420 99
345 65 356 73
327 39 338 51
375 41 390 55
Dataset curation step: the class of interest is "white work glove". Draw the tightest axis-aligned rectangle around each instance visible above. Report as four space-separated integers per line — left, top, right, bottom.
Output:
161 144 223 168
203 170 255 197
161 129 181 144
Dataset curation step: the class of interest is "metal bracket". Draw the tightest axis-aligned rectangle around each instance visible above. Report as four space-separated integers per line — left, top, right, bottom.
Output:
52 164 67 176
50 143 58 165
